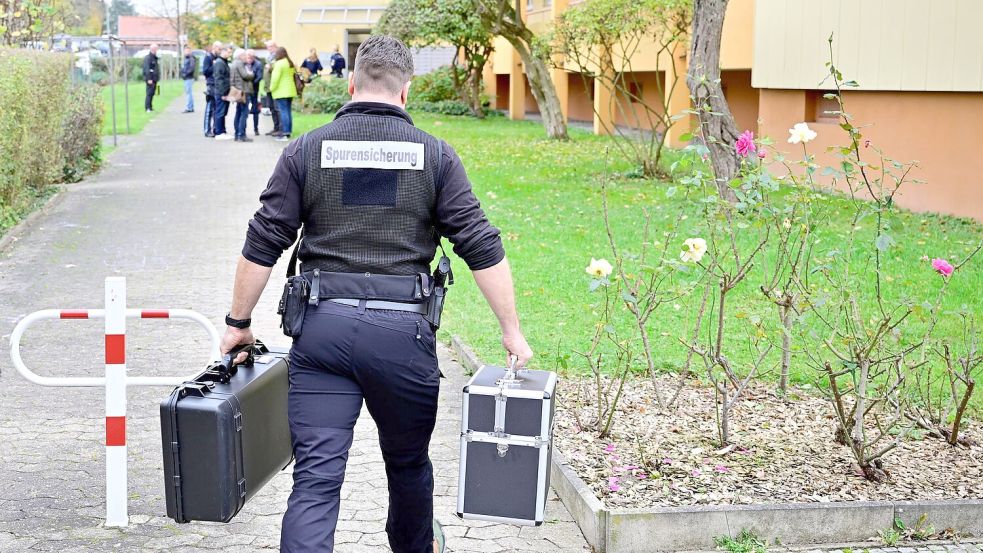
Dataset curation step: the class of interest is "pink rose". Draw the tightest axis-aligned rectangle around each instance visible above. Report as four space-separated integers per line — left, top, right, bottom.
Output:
735 130 756 158
931 258 954 277
758 149 766 159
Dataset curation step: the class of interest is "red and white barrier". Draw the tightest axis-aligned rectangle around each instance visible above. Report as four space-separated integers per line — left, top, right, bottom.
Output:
8 277 220 527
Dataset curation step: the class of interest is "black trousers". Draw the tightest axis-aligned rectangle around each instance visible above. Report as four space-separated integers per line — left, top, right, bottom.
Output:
266 92 281 132
280 300 440 553
145 81 157 110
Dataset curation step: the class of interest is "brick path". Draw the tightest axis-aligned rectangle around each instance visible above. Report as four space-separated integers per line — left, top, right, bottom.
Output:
0 93 588 552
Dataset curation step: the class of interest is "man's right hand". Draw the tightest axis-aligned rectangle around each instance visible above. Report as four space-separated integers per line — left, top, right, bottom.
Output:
503 329 533 369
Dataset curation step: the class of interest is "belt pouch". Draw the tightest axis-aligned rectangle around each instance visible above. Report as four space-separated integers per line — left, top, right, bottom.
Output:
426 286 446 330
277 275 309 337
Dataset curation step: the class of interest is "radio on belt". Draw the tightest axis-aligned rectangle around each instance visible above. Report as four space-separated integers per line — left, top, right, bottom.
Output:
457 360 557 526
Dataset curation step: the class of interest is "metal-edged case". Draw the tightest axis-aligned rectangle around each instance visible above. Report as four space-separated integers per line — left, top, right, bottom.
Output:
160 344 292 523
457 365 557 526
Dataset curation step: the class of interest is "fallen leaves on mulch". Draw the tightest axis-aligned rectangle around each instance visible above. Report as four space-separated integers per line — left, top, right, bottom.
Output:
552 375 983 509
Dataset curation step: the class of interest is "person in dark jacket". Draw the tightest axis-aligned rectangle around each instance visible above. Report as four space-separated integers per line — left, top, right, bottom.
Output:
329 45 345 78
300 48 322 82
180 46 196 113
212 46 232 140
247 50 264 136
202 41 222 137
219 35 532 553
142 44 159 112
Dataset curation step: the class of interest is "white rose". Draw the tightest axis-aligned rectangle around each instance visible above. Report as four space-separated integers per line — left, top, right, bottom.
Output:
680 238 707 263
787 122 818 144
586 258 613 278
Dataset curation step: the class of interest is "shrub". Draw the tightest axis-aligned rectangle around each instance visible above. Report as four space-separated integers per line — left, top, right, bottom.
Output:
301 76 351 114
406 99 473 116
410 65 464 103
60 84 104 182
0 48 103 231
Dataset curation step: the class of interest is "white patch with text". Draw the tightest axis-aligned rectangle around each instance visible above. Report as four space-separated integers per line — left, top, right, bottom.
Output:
320 140 425 170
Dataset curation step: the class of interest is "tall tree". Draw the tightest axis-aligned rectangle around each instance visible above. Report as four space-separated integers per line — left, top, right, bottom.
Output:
212 0 269 48
475 0 568 140
105 0 134 34
378 0 493 118
686 0 740 201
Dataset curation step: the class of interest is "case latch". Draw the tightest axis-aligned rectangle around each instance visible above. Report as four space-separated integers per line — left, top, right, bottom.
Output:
233 411 242 431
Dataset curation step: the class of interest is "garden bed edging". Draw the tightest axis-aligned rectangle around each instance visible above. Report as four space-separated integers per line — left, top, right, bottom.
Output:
449 335 983 552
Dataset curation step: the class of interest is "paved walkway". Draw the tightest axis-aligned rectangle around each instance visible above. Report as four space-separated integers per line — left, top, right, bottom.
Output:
0 94 588 551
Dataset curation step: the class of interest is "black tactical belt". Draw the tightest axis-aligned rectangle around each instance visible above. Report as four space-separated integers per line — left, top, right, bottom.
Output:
327 298 428 314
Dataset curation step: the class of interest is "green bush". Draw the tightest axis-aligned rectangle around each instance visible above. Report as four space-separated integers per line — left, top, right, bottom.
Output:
410 65 464 103
0 48 104 231
406 99 473 116
60 84 105 182
301 76 352 114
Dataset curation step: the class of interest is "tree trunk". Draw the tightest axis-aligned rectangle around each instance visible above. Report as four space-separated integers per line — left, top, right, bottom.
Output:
478 0 568 140
510 37 568 140
687 0 740 202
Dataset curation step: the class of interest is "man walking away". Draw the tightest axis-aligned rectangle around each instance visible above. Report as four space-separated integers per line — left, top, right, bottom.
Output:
203 41 222 137
181 46 196 113
213 46 232 140
218 35 533 553
263 40 281 136
329 45 345 78
143 44 159 112
247 50 263 136
230 49 255 142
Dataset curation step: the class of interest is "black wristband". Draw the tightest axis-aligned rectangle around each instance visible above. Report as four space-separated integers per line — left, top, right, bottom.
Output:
225 313 252 329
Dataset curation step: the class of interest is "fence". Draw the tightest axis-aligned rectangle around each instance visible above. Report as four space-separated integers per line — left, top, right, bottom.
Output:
9 277 220 527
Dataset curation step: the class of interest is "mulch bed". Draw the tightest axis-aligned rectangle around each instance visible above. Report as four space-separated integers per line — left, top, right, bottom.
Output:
552 375 983 509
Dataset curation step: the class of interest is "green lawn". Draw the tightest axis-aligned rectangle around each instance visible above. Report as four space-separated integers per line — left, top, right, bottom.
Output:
293 111 983 413
101 80 183 136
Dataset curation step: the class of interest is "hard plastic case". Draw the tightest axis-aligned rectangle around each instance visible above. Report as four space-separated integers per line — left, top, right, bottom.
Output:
160 343 292 523
457 365 557 526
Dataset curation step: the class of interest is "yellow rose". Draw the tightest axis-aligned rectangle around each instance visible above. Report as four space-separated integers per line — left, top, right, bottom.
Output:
585 258 613 278
679 238 707 263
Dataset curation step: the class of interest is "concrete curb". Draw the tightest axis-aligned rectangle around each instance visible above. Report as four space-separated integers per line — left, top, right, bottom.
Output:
0 191 64 255
448 334 983 553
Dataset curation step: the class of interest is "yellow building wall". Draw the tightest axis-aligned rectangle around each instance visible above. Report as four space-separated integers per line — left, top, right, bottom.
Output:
272 0 385 66
752 0 983 91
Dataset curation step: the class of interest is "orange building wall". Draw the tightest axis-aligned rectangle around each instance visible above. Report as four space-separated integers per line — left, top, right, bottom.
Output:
758 89 983 220
568 73 594 123
721 70 759 133
611 72 667 131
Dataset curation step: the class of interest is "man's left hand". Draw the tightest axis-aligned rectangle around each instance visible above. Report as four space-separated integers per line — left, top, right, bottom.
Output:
220 325 255 364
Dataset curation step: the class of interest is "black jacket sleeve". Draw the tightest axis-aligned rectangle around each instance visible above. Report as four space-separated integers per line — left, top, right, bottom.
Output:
241 139 305 267
434 141 505 270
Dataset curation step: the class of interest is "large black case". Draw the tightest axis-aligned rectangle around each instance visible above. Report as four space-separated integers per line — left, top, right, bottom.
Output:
160 342 292 523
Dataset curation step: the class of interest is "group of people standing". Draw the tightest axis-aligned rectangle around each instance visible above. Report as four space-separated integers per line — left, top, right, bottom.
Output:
190 41 300 143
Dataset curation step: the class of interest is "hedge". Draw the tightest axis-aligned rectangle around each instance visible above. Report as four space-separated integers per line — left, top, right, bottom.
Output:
0 48 104 231
301 66 493 118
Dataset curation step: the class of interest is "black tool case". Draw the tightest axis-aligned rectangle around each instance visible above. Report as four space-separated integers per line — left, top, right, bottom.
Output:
457 364 557 526
160 341 292 523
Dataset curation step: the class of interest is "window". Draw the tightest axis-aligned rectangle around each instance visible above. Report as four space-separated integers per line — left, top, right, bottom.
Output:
527 0 535 10
807 90 840 122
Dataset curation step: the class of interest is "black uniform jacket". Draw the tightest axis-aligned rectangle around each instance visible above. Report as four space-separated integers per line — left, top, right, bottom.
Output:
242 102 505 272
